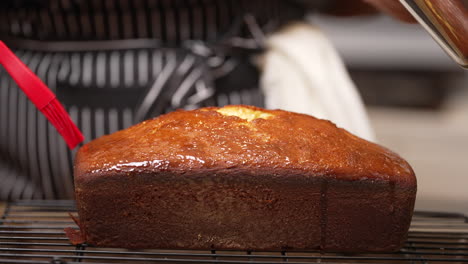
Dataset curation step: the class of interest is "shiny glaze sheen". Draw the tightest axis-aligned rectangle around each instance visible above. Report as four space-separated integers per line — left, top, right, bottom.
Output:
75 105 415 185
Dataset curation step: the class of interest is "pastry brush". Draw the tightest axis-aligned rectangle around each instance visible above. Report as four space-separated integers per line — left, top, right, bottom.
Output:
0 41 84 149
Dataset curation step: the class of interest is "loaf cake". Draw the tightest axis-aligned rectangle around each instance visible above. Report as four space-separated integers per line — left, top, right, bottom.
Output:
74 105 417 252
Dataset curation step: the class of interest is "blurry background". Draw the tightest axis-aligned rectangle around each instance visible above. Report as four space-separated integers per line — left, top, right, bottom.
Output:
310 14 468 214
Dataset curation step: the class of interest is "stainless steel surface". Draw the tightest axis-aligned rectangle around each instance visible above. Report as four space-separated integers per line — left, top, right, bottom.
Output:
400 0 468 68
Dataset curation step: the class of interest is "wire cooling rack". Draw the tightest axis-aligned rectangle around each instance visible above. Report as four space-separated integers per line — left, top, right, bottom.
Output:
1 200 468 264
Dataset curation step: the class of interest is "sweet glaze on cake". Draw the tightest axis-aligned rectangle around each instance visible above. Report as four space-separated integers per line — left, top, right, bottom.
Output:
75 105 414 186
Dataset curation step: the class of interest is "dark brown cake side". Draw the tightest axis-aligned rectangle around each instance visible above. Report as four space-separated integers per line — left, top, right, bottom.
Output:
74 105 417 252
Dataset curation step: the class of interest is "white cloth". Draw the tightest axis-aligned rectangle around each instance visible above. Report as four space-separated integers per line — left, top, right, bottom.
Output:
259 23 375 142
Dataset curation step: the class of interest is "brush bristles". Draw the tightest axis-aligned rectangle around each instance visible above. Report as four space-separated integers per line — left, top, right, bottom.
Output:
41 100 84 149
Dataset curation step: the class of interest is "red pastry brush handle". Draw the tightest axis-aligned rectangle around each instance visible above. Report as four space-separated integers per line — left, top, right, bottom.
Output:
0 41 56 109
0 41 84 149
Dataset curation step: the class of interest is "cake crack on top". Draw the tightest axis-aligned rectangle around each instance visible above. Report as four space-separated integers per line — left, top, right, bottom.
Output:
214 106 274 122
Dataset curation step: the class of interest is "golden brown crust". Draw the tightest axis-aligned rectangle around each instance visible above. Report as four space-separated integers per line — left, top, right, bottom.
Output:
75 105 415 186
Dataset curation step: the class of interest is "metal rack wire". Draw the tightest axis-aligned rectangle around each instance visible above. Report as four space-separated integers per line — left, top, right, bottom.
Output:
1 200 468 263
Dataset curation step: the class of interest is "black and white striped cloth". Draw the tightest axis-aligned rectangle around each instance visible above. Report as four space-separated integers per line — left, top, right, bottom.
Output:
0 0 304 200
